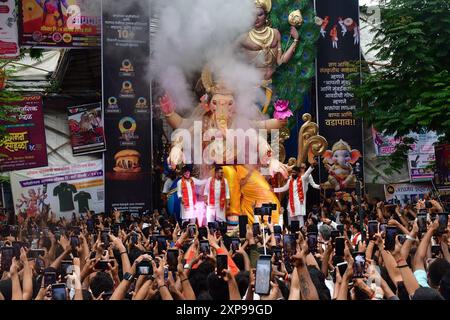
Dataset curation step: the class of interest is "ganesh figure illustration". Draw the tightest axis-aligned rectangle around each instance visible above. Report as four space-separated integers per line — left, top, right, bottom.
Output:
322 139 361 191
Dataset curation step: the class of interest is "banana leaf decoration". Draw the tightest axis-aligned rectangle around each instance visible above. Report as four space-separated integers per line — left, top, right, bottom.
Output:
268 0 320 129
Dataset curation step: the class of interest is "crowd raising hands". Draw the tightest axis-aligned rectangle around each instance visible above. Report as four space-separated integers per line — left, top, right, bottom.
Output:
0 193 449 301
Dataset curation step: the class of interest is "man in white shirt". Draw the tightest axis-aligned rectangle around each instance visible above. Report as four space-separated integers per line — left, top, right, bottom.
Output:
274 162 320 226
204 165 230 223
177 167 206 222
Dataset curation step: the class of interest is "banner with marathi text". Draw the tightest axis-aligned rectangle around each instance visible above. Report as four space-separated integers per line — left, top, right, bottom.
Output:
0 95 48 172
19 0 100 48
315 0 363 192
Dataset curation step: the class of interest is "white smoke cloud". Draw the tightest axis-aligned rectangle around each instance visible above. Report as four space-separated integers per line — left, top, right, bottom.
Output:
152 0 265 117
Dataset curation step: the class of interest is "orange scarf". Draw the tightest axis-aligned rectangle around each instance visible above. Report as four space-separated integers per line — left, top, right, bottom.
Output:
210 178 226 209
181 178 196 208
289 177 304 213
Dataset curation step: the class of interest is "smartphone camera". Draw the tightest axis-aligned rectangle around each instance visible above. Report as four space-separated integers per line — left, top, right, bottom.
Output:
136 260 153 276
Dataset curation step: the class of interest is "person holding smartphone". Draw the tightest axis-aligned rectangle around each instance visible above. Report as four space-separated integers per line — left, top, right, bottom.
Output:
204 165 231 223
273 161 320 227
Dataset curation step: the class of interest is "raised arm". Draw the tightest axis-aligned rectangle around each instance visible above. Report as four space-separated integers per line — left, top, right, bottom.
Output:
413 219 439 271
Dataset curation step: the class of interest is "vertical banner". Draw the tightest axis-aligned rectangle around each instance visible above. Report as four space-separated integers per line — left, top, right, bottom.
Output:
102 0 151 215
434 144 450 190
0 0 19 58
315 0 363 192
0 95 48 172
19 0 100 48
68 102 106 156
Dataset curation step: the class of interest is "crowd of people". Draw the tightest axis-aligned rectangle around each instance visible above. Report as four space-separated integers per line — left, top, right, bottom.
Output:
0 181 449 301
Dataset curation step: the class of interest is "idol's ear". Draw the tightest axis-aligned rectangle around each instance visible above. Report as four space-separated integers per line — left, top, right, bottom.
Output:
323 150 334 165
200 94 210 112
350 150 362 164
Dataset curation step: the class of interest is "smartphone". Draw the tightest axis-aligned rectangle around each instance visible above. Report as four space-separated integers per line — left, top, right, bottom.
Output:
398 234 407 245
335 237 345 257
255 255 272 296
44 271 57 287
35 257 45 274
12 241 23 259
283 234 296 257
352 252 366 278
379 223 387 234
273 225 282 235
417 213 427 233
273 247 282 263
385 226 397 251
239 215 248 239
112 223 120 237
368 220 378 240
307 232 318 254
336 261 348 277
437 213 448 235
252 223 260 236
167 249 179 272
336 224 344 235
331 230 340 244
60 260 73 277
290 221 300 238
136 260 153 276
28 249 45 259
130 232 138 245
54 230 61 241
229 237 240 252
199 240 210 255
94 260 110 271
198 227 208 240
208 222 219 235
157 235 167 253
216 254 228 275
274 233 282 246
431 244 442 257
86 219 94 234
70 236 80 248
51 284 67 300
187 224 197 239
101 291 113 300
218 222 228 236
0 247 14 271
101 229 110 246
89 251 96 260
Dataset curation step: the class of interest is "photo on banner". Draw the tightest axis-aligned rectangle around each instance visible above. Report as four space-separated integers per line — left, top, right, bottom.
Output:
434 144 450 191
315 0 363 193
0 95 48 172
18 0 100 48
384 183 432 206
102 0 152 215
10 159 104 219
68 102 106 156
0 0 20 58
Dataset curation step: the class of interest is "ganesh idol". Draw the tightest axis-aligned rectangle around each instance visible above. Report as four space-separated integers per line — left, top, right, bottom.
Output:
160 67 289 224
237 0 301 114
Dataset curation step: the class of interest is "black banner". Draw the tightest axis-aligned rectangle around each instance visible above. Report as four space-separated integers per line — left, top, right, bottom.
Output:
315 0 363 193
102 0 151 215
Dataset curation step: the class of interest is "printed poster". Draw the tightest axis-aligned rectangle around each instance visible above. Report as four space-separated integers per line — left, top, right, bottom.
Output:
0 95 48 172
19 0 100 48
0 0 20 58
434 144 450 191
10 160 104 218
68 102 106 156
384 183 432 206
315 0 363 192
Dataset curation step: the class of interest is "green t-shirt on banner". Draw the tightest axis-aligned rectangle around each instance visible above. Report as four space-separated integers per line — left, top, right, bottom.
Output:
74 191 92 213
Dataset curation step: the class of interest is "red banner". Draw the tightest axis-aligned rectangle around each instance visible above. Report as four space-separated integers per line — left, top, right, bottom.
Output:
0 95 48 172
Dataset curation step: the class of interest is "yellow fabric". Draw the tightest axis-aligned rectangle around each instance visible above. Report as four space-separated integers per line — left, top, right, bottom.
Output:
223 165 280 224
261 85 273 114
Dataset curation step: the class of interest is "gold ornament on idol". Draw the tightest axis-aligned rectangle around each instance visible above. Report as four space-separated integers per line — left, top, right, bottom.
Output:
248 26 275 48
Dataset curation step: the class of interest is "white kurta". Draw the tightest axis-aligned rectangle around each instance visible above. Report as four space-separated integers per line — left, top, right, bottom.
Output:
274 167 320 217
204 177 230 222
177 177 206 220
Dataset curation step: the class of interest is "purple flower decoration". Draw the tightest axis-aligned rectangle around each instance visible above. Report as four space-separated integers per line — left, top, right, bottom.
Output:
273 100 294 120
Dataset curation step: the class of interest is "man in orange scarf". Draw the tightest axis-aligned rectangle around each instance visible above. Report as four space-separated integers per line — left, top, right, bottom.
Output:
204 165 230 223
176 167 207 222
274 162 320 226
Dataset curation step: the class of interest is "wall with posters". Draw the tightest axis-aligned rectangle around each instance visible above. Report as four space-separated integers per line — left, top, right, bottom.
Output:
0 0 19 58
384 183 432 206
19 0 100 48
0 95 48 172
315 0 363 192
10 160 104 219
68 103 106 156
102 0 152 215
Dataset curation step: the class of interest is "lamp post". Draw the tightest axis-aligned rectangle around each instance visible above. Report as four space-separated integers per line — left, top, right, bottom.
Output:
354 162 365 242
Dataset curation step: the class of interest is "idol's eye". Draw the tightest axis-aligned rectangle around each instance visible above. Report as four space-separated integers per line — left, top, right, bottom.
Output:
229 101 234 106
212 100 217 105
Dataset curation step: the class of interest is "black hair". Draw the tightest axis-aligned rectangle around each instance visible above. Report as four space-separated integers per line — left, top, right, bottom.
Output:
352 222 362 232
412 287 444 300
235 271 250 298
353 286 370 300
292 166 300 173
428 258 450 287
207 272 229 300
90 272 114 299
439 270 450 300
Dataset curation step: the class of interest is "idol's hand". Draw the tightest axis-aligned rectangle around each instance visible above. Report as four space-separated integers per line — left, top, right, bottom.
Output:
168 144 185 169
159 94 175 115
269 159 289 178
290 26 299 40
